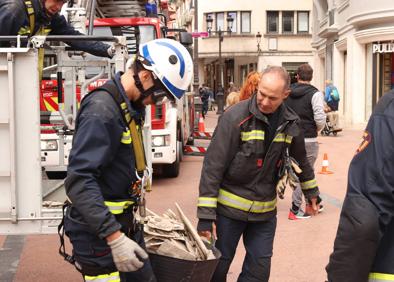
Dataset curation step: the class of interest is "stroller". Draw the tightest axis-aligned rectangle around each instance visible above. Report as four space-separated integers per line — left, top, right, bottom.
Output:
321 116 342 136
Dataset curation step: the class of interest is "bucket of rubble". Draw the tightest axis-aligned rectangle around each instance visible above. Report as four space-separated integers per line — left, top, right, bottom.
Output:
144 204 221 282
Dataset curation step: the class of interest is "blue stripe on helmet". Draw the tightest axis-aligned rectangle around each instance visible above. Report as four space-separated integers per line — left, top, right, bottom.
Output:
142 45 154 65
156 41 185 78
162 77 185 99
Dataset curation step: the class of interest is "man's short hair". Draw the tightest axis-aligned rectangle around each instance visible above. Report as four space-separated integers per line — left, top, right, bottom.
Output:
297 63 313 81
261 66 290 91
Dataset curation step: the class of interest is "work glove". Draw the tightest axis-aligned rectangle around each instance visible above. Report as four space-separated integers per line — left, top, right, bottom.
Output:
107 45 116 58
107 233 148 272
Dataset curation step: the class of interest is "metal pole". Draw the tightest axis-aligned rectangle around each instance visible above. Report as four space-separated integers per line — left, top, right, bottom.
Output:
193 0 199 96
219 28 223 88
216 29 224 114
88 0 96 35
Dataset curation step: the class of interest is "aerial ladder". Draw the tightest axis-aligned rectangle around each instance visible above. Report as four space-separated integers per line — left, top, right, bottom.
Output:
0 0 152 234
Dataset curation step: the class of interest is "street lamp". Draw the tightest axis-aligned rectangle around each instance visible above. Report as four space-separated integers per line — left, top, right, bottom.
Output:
206 14 234 114
256 31 262 54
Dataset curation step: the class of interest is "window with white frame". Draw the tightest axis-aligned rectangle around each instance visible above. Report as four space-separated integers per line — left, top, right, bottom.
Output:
216 12 224 31
282 11 294 33
228 12 237 33
267 11 279 33
241 11 251 33
297 11 309 33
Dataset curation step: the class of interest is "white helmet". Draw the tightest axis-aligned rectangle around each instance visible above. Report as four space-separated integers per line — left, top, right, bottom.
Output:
138 38 193 100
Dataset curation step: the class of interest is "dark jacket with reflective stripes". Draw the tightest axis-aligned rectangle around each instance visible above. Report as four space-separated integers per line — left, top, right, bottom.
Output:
326 90 394 282
65 76 142 240
198 95 319 222
0 0 109 57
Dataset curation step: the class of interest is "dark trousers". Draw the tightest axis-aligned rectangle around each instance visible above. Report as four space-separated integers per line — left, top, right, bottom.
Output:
64 207 156 282
212 214 277 282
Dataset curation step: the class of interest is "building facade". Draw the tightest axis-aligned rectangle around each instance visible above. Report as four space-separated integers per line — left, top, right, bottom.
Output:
197 0 315 94
312 0 394 125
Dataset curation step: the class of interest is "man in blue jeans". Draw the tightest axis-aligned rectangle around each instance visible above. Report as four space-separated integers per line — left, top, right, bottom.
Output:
197 66 320 281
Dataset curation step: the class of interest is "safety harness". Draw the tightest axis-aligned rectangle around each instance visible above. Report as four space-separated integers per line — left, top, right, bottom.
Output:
58 81 151 277
20 0 52 80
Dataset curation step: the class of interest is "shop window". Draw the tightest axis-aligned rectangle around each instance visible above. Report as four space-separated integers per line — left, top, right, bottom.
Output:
241 11 251 33
267 11 279 33
297 11 309 33
240 65 248 85
282 62 307 84
282 11 294 33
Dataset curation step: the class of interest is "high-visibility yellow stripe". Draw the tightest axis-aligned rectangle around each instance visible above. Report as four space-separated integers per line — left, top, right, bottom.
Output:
197 197 217 208
273 133 293 143
120 102 127 110
85 271 120 282
300 179 317 190
104 201 134 215
241 130 265 141
285 135 293 143
369 272 394 281
125 113 131 123
218 189 277 213
18 27 31 35
121 130 132 144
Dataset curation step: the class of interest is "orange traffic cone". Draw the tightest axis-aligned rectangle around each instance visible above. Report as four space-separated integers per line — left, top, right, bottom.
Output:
198 116 205 132
318 153 334 174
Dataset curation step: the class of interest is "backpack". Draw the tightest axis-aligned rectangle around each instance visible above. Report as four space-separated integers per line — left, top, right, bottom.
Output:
330 86 340 101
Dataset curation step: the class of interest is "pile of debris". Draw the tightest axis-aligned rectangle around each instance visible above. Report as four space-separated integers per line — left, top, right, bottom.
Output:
144 203 215 261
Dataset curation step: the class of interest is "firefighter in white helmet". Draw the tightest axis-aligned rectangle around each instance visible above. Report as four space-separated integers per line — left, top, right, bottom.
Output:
60 38 193 281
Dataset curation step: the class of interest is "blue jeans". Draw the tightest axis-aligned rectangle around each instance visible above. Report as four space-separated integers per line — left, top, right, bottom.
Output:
212 214 277 282
292 141 319 209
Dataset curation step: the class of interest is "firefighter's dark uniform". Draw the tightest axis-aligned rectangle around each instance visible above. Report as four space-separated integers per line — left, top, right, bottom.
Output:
197 95 319 281
0 0 110 57
326 90 394 282
64 72 155 282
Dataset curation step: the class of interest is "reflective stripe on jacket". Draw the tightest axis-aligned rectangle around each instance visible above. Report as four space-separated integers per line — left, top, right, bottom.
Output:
104 200 134 215
85 271 120 282
369 273 394 282
198 95 319 222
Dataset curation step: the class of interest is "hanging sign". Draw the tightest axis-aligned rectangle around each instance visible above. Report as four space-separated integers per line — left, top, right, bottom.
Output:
372 43 394 53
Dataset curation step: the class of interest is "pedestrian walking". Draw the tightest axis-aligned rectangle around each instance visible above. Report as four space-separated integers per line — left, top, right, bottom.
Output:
326 90 394 282
60 38 193 282
285 63 326 220
227 81 238 95
0 0 114 57
200 84 210 118
239 71 260 101
197 66 320 282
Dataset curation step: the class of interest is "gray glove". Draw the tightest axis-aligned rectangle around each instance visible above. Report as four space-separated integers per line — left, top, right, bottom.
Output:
107 45 116 57
107 233 148 272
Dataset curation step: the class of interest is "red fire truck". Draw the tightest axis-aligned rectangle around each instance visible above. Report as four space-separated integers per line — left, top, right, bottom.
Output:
40 13 194 178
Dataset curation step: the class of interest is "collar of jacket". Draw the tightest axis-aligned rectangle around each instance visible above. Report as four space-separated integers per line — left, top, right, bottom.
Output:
248 94 299 126
113 72 145 122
